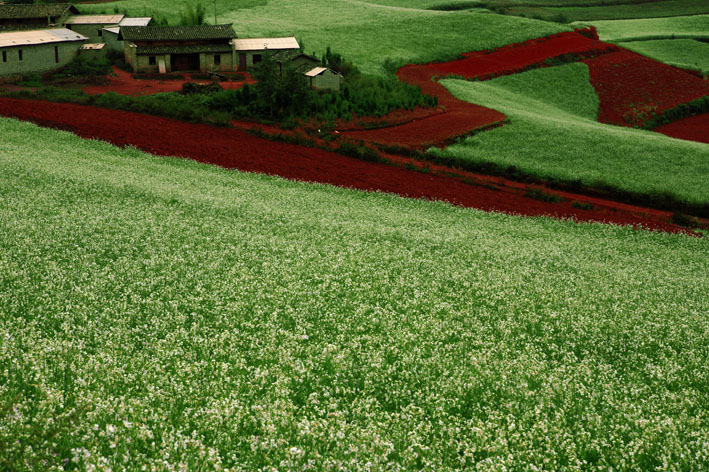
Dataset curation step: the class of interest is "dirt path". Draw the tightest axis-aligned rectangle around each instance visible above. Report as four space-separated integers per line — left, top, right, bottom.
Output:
0 97 695 235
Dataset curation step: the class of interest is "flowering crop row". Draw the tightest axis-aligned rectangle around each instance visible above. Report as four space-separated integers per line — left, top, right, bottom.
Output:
1 117 708 471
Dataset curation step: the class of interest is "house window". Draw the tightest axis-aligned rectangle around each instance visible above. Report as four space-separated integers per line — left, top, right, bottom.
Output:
18 50 22 61
54 46 59 63
98 29 102 37
214 54 221 66
2 51 6 63
149 56 156 66
253 54 262 64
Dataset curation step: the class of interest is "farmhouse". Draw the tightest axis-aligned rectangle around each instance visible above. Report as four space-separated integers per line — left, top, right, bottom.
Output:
0 3 78 32
102 18 152 53
119 24 237 73
0 28 87 76
64 14 124 43
234 36 299 71
304 66 343 91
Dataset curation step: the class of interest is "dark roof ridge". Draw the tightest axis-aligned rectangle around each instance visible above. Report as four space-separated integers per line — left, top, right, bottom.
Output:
119 24 237 42
0 3 78 20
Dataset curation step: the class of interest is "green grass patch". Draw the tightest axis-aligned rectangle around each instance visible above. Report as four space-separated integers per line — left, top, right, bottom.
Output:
1 116 708 470
575 14 709 41
618 39 709 74
433 64 709 211
507 0 709 23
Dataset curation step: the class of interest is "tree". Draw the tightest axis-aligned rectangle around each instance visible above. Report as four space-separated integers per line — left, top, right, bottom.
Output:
178 2 206 26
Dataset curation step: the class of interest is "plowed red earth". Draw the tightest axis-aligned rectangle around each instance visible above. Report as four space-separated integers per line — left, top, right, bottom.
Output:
341 64 505 148
0 97 693 234
583 49 709 127
420 31 615 80
654 113 709 143
82 67 255 96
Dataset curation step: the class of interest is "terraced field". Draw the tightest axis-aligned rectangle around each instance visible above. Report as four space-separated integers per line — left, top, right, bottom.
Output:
2 117 708 471
434 65 709 207
578 13 709 41
618 38 709 73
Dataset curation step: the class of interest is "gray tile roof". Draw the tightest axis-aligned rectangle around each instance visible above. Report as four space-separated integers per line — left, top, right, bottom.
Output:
0 3 78 20
119 24 236 42
136 44 233 55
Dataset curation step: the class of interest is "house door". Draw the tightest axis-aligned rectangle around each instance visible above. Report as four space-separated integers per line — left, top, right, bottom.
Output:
171 53 200 71
238 53 247 71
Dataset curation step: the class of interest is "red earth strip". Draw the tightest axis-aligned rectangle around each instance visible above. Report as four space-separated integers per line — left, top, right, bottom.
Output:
582 49 709 127
0 97 693 235
654 113 709 143
420 31 615 79
82 67 255 96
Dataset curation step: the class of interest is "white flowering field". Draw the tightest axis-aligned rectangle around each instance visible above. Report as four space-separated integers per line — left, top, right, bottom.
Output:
1 117 708 471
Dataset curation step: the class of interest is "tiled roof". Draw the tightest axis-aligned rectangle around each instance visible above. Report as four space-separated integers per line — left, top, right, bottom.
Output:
0 28 87 48
233 36 299 51
0 3 78 20
65 15 125 25
119 24 236 42
136 44 233 55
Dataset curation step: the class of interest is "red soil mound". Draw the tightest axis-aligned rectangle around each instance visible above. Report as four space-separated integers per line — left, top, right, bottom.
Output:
0 97 694 235
83 67 255 96
422 31 616 80
654 113 709 143
583 49 709 127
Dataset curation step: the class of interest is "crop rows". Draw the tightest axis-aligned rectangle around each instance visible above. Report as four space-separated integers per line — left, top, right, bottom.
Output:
2 117 708 471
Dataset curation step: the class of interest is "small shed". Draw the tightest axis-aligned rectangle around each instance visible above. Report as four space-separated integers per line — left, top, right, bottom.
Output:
79 42 105 59
64 15 124 43
119 24 237 74
271 51 319 76
233 36 299 71
0 3 78 32
0 28 87 76
304 66 342 91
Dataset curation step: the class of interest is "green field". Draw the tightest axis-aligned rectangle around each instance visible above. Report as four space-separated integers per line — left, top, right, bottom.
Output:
433 64 709 206
575 14 709 41
495 0 708 22
79 0 567 75
618 39 709 73
2 116 708 470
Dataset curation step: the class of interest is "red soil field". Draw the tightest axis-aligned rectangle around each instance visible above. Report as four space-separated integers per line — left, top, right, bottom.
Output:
654 113 709 143
583 49 709 127
421 31 616 80
83 67 255 96
0 97 695 235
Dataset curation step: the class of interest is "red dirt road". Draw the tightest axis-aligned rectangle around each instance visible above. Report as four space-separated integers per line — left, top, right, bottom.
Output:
0 97 694 234
83 67 255 96
655 113 709 143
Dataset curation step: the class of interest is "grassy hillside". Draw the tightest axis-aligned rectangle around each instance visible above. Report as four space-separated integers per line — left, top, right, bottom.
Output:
433 64 709 206
1 116 708 470
618 39 709 73
504 0 709 22
80 0 567 75
576 14 709 41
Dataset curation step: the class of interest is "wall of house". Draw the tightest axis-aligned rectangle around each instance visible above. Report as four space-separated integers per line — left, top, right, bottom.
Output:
66 24 112 43
0 41 83 76
312 70 341 91
199 52 235 72
134 54 171 73
238 49 296 70
103 31 123 53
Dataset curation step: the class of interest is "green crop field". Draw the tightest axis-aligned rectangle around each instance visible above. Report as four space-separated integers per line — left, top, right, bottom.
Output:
575 14 709 41
2 116 708 471
508 0 709 22
79 0 567 75
433 64 709 206
618 39 709 73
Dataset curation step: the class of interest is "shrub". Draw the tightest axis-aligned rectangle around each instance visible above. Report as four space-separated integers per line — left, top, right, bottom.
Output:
525 187 562 203
54 56 112 77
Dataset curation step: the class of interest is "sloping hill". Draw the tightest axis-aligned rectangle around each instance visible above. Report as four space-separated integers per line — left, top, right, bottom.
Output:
1 116 708 470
